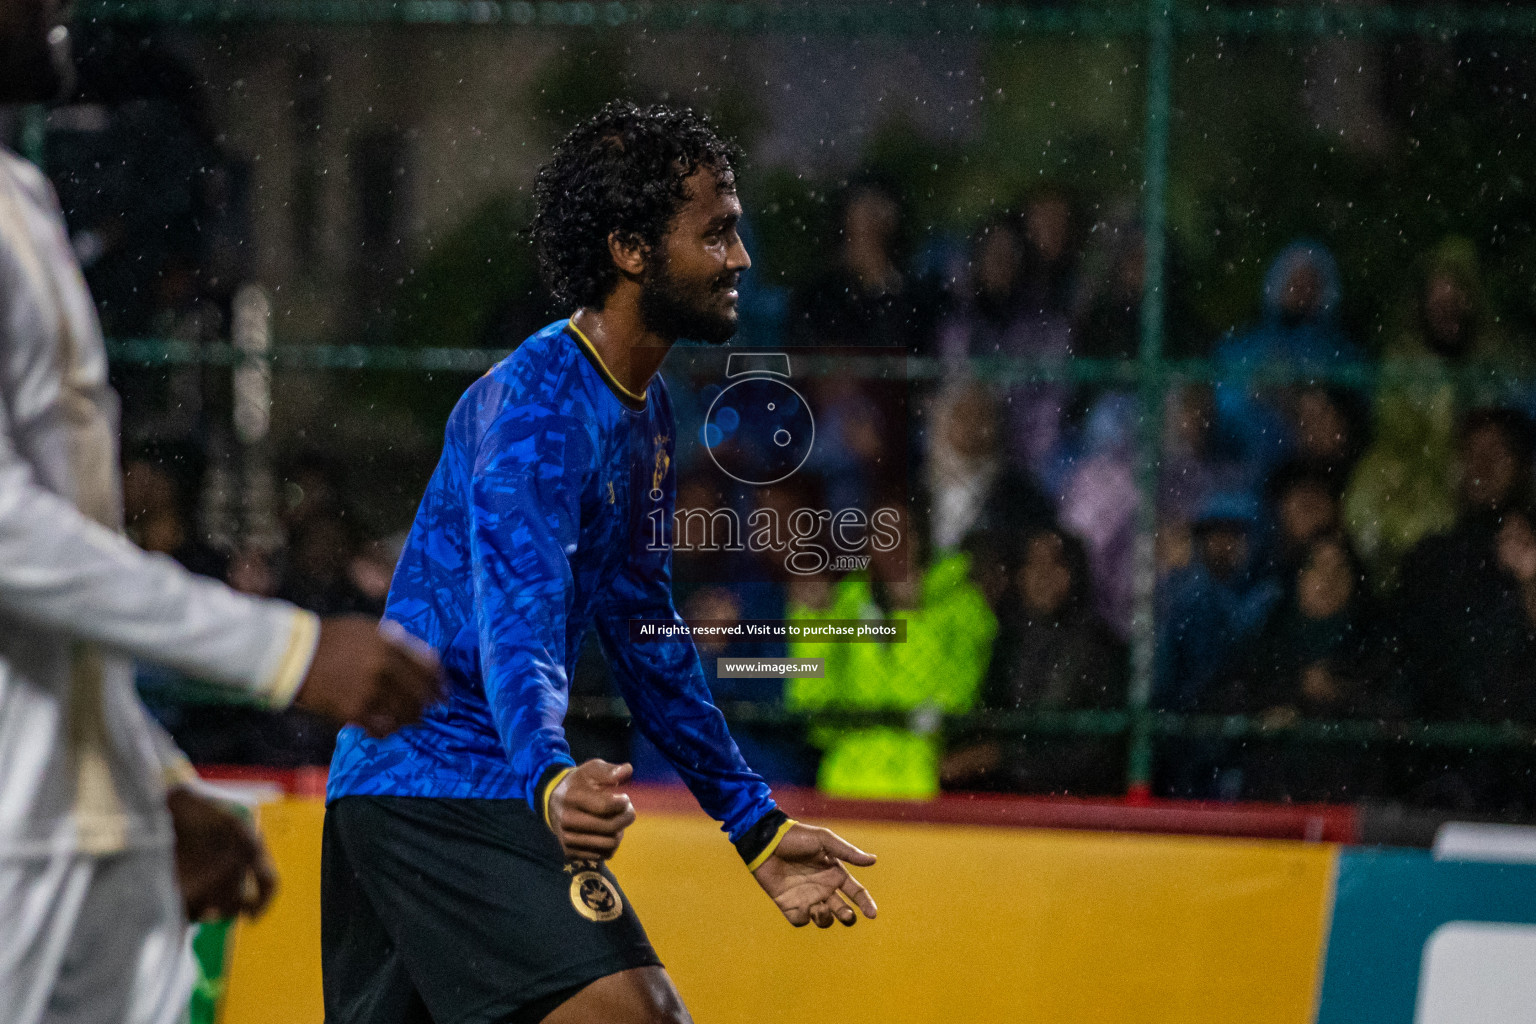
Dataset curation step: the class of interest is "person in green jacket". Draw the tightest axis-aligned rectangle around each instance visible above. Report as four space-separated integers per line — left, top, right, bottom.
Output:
1344 236 1527 572
785 538 997 799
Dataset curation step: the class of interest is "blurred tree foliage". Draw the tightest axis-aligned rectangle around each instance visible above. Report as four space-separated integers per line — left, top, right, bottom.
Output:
388 31 1536 364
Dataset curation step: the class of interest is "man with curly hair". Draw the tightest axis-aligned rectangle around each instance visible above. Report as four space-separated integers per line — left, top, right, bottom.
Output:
323 101 878 1024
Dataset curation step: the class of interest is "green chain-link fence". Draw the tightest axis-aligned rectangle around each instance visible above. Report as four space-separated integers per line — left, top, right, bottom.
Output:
36 0 1536 800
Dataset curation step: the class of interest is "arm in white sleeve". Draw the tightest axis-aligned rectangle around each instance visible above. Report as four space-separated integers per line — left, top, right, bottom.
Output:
0 411 317 706
144 711 201 790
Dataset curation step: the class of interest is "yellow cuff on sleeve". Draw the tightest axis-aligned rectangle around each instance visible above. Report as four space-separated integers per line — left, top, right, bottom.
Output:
745 818 798 873
541 767 576 829
161 755 200 791
262 609 321 709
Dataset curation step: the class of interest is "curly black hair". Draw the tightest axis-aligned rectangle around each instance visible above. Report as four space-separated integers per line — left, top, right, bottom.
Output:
531 101 742 311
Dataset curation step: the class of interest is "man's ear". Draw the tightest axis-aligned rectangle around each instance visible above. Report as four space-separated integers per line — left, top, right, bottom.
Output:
608 231 649 279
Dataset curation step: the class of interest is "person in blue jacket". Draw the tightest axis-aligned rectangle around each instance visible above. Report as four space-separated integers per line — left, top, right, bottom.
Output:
324 103 877 1024
1212 241 1363 485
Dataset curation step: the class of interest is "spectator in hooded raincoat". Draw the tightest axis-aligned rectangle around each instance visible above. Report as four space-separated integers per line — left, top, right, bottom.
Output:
1212 240 1363 487
1345 236 1526 570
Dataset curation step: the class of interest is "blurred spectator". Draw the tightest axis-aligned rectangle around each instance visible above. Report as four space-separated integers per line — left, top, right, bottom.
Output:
1293 384 1369 482
1070 215 1144 360
277 514 385 616
786 537 996 799
281 451 348 531
1393 502 1536 813
1154 492 1283 799
801 373 888 514
1155 492 1282 714
787 179 943 353
1255 459 1345 595
1158 383 1248 576
121 445 226 580
226 545 280 598
1479 507 1536 724
943 527 1128 796
924 378 1054 553
1392 408 1536 722
1211 535 1392 802
1213 240 1363 480
937 206 1073 474
1018 189 1079 318
1057 391 1140 636
1345 237 1524 568
1069 206 1199 359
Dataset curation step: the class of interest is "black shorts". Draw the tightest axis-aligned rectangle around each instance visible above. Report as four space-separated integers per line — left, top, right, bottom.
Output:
321 795 662 1024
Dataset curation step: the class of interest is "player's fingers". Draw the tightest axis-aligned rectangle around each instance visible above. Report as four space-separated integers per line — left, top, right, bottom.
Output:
781 903 810 927
359 711 395 738
382 635 446 705
379 619 442 675
603 762 634 787
565 841 617 865
839 870 878 920
820 829 876 867
809 901 835 929
375 659 433 727
832 895 857 926
244 845 279 917
560 808 633 836
566 785 633 820
559 826 625 854
210 862 248 921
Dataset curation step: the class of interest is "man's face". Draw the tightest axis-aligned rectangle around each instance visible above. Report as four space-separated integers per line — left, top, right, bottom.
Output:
639 168 751 345
1280 262 1323 322
1462 424 1521 511
1199 526 1247 579
1279 482 1337 548
0 0 72 105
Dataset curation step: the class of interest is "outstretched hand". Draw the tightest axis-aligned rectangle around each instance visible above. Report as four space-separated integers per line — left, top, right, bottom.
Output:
295 617 444 737
752 822 877 928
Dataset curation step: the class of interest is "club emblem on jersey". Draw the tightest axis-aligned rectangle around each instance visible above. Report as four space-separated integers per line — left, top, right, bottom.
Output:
649 434 671 501
568 864 623 923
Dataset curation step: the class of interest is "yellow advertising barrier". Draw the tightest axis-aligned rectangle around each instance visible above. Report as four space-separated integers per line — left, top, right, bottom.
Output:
223 798 1335 1024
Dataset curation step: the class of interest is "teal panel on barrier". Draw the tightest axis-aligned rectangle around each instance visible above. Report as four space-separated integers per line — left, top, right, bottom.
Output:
1316 849 1536 1024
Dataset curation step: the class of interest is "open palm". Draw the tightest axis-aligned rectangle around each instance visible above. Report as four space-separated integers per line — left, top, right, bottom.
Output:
751 822 877 928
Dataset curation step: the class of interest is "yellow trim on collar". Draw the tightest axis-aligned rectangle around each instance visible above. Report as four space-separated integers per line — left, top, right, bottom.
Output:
746 818 799 873
566 320 648 408
542 767 577 829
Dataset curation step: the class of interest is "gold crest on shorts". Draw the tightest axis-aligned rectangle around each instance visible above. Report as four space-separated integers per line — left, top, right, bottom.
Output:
568 865 623 923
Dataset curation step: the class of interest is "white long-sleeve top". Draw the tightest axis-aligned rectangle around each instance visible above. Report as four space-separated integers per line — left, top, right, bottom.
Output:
0 147 319 859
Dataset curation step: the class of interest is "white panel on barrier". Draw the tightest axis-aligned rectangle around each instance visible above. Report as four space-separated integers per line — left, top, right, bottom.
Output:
1415 921 1536 1024
1434 823 1536 865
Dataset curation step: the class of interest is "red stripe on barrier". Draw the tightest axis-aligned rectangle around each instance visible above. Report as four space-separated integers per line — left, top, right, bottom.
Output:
195 766 1358 843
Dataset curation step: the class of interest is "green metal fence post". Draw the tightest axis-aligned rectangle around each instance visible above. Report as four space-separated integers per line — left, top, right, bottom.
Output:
19 105 46 168
1127 0 1175 800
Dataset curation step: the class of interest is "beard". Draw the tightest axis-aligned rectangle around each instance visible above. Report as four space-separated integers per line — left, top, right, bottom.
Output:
0 7 72 105
638 252 740 346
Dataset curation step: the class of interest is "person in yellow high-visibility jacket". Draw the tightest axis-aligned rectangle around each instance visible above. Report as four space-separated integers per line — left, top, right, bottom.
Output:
786 549 997 799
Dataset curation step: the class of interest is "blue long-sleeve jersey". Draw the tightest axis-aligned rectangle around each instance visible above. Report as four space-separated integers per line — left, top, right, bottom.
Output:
327 320 779 846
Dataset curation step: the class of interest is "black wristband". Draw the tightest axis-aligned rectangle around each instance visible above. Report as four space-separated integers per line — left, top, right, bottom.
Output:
734 807 791 867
